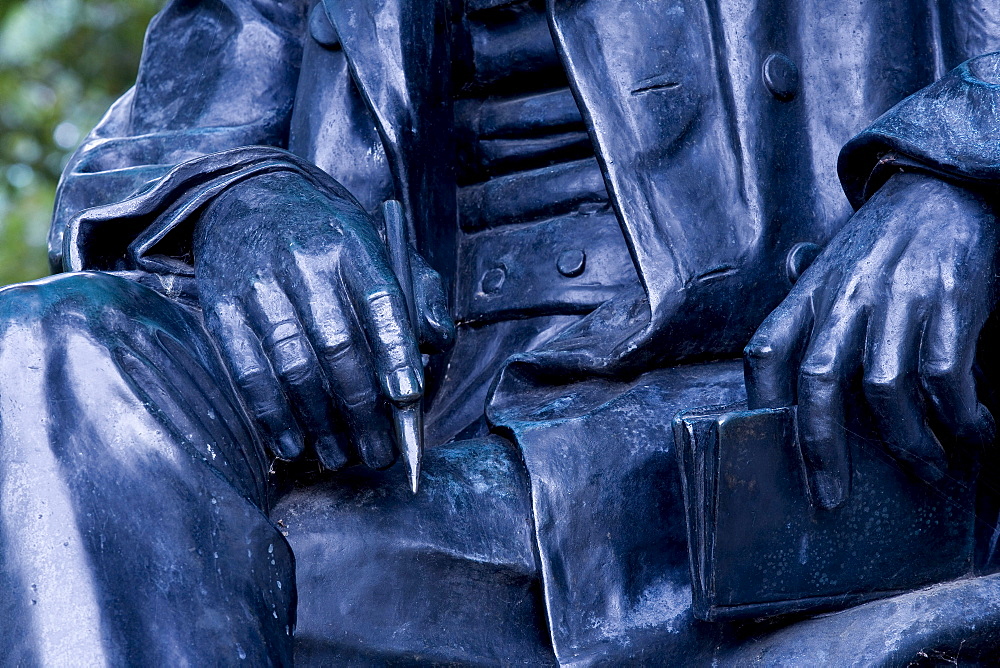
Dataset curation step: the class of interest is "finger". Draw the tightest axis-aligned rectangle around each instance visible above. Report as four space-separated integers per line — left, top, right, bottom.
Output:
294 269 396 470
244 279 344 466
205 300 304 460
796 299 867 509
919 299 996 449
744 283 817 410
341 231 424 406
142 330 273 499
152 329 259 455
410 250 455 353
863 297 947 482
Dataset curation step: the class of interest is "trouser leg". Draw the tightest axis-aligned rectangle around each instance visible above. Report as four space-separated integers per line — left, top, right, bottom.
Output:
0 272 293 666
278 435 556 666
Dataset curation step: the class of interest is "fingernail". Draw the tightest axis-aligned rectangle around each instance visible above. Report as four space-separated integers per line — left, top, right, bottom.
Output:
357 432 396 470
274 429 304 460
432 302 453 327
315 435 349 471
435 306 456 343
810 470 845 510
385 366 422 403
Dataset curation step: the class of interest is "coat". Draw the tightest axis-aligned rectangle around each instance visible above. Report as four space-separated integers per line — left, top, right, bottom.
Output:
48 0 1000 662
52 0 1000 357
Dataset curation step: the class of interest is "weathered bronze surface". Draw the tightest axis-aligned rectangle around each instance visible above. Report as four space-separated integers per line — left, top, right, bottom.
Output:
3 0 1000 664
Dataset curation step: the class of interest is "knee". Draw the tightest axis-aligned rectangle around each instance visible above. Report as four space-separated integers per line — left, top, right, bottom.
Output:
0 275 113 374
0 272 112 320
0 273 192 376
0 279 51 321
0 271 178 332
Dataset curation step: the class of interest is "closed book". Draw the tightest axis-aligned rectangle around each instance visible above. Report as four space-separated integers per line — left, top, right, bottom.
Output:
672 404 978 622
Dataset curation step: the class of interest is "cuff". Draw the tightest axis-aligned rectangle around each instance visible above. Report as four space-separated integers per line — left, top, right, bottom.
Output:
63 146 359 274
839 52 1000 209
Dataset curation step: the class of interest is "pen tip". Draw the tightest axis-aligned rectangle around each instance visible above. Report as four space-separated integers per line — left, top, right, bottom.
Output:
393 403 423 495
403 423 421 494
409 465 420 495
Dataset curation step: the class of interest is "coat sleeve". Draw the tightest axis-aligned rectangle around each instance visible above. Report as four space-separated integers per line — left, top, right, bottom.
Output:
839 5 1000 211
50 0 325 274
839 52 1000 208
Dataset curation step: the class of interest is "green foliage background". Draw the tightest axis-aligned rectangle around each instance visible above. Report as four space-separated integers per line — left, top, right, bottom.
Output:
0 0 159 285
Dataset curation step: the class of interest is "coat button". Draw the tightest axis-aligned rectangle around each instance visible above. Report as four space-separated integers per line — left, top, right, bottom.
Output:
481 266 506 294
557 249 586 277
309 3 340 49
763 53 798 101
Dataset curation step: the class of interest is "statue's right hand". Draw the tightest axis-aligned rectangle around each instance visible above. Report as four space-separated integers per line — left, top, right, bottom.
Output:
193 171 454 470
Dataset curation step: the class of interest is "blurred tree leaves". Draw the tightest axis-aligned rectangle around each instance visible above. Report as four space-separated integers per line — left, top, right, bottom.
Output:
0 0 159 284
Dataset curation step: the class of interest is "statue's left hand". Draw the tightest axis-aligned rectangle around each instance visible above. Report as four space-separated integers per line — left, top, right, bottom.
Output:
745 172 999 509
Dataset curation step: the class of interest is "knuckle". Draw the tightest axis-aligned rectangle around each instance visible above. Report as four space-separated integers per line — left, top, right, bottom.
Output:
920 359 960 387
276 357 314 386
290 244 344 276
341 386 376 410
366 287 404 310
862 372 902 402
264 320 300 346
235 365 274 392
261 323 318 384
269 335 309 368
316 338 354 365
210 299 243 325
252 405 286 426
744 339 779 366
799 360 836 386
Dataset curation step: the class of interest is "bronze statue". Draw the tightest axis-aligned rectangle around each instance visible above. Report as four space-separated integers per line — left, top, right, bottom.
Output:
3 0 1000 663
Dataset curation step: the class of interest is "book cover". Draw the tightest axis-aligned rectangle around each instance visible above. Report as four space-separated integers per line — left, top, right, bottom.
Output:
672 404 979 622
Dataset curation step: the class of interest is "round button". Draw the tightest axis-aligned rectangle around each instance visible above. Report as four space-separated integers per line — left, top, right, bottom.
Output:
786 242 822 283
557 249 586 277
480 266 506 294
577 201 604 216
763 53 799 101
309 2 340 48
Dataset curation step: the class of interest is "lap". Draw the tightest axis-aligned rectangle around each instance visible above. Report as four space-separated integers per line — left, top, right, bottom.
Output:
0 271 269 505
9 272 988 666
0 272 290 664
277 435 555 665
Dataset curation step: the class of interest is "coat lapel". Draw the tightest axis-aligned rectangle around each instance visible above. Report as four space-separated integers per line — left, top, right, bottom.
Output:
321 0 457 285
547 0 766 344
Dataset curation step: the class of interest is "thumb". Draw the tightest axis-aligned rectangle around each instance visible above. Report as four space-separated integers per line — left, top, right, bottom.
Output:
410 250 455 353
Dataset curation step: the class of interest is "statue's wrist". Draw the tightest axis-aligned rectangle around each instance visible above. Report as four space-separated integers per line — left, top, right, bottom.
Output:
192 170 305 265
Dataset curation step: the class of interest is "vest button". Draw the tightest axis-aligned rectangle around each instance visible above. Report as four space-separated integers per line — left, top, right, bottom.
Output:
557 249 586 277
763 53 799 101
480 266 506 294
